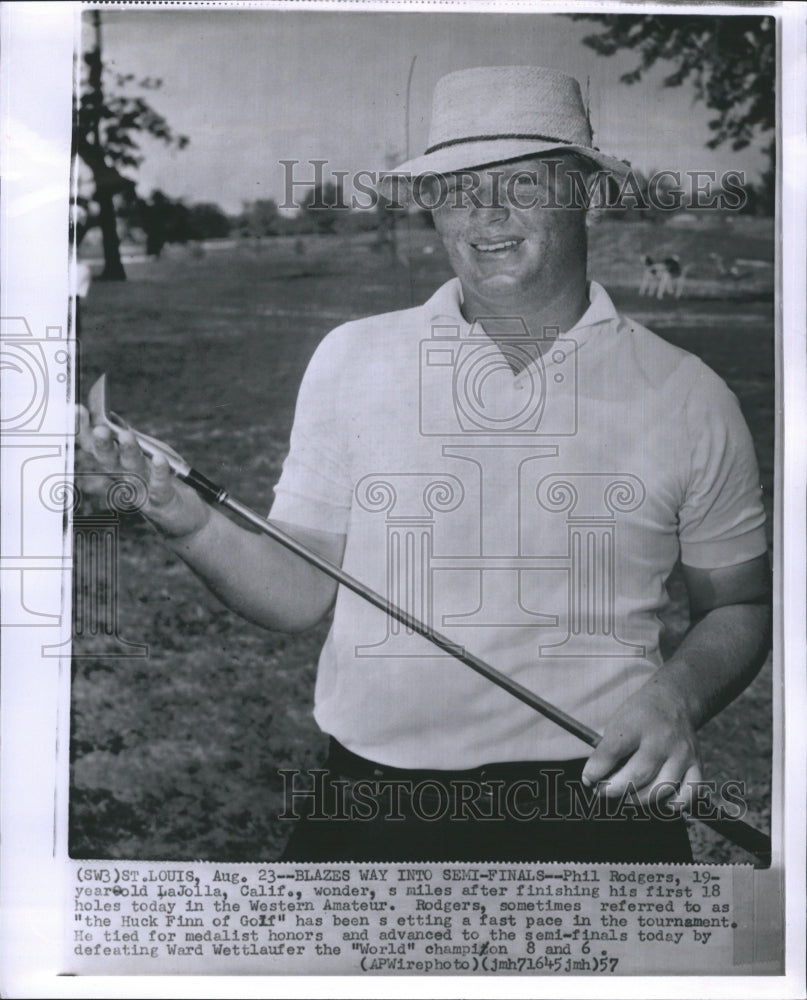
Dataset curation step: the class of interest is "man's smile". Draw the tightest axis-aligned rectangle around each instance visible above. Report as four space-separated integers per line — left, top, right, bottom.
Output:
470 237 524 254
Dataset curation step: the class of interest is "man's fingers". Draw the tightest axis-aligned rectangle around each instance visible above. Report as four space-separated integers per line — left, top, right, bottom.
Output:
151 451 171 479
628 760 703 813
90 425 147 476
81 420 157 508
597 751 663 799
147 451 176 505
75 406 101 466
581 732 634 788
583 730 698 805
77 406 206 535
75 405 109 459
667 762 704 814
75 404 90 439
117 429 147 474
117 431 178 509
628 758 691 811
90 424 121 469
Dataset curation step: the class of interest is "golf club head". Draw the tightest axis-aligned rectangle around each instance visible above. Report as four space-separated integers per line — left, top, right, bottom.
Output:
86 373 188 472
87 373 112 430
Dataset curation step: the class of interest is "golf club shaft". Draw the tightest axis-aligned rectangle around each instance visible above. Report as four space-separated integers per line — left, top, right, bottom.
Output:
179 464 772 866
220 491 602 746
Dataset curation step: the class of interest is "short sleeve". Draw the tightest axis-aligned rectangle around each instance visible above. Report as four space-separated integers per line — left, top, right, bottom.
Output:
678 362 767 569
269 328 354 534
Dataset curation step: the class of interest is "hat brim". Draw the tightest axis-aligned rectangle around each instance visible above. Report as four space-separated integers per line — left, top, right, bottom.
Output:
392 139 631 181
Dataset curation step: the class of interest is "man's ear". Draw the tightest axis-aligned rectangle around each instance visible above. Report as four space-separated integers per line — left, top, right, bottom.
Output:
571 153 618 227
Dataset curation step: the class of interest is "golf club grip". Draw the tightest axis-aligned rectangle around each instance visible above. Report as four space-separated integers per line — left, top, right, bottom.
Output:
698 817 771 866
208 491 772 864
182 467 229 505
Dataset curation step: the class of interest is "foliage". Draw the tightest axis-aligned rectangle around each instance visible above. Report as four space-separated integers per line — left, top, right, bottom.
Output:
77 72 190 177
140 191 190 256
118 192 233 253
77 12 189 278
187 202 232 241
302 182 343 234
238 199 281 238
571 14 775 158
740 142 775 216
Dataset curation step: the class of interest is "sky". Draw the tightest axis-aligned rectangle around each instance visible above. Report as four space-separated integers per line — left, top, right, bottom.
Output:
87 7 771 215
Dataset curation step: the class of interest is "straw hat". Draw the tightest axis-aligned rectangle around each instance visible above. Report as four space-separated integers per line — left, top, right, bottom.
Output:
393 65 630 179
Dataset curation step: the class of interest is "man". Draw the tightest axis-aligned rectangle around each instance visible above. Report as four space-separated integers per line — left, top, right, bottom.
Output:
78 66 770 863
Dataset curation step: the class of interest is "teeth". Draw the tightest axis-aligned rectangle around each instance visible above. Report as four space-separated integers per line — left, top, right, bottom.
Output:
473 240 521 252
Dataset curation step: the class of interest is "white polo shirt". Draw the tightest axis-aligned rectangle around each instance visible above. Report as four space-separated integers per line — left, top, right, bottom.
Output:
270 279 767 767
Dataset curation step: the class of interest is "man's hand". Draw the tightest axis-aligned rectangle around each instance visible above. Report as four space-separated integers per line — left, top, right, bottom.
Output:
580 674 703 809
76 404 210 540
76 403 344 632
581 554 770 811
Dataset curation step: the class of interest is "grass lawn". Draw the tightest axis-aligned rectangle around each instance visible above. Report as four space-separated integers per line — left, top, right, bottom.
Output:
70 215 775 863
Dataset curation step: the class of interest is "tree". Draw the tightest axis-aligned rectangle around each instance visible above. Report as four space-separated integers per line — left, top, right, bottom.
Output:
187 203 231 241
134 191 193 258
302 182 343 235
239 199 281 238
77 11 189 279
570 14 775 166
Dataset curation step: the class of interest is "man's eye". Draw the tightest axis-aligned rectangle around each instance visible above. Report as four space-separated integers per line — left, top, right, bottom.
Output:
446 185 475 206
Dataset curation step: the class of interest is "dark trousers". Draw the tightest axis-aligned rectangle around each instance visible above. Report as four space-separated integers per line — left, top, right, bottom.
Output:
279 740 693 864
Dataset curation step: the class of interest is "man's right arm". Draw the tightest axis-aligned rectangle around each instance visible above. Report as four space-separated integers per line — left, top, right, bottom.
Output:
164 506 344 632
77 408 345 632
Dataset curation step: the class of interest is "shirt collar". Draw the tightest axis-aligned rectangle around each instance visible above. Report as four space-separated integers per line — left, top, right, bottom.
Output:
571 280 621 336
425 278 620 351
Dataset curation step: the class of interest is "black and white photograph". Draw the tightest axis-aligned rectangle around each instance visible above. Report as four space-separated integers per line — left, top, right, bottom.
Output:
1 1 805 995
69 3 777 866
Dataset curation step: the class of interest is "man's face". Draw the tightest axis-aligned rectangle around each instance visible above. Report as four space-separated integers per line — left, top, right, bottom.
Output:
427 154 589 309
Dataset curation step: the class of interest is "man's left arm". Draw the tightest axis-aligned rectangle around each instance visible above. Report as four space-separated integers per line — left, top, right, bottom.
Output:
581 553 771 804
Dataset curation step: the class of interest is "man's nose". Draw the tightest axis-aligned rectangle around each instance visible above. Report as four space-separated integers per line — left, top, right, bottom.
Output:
469 179 510 222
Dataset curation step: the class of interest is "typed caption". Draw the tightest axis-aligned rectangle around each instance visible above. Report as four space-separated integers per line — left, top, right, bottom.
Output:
66 860 778 976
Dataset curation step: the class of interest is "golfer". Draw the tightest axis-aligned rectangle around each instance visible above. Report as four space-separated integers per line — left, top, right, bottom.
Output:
77 66 770 863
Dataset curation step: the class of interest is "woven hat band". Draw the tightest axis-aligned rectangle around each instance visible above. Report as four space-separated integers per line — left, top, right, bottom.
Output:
425 132 573 156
